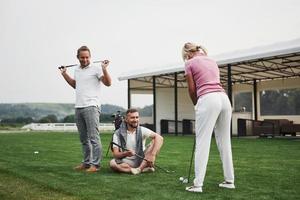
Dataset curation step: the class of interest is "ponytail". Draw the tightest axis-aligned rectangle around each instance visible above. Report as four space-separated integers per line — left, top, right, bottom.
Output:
182 42 208 60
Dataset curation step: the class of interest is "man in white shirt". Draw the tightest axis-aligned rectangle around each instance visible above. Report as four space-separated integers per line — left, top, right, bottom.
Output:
110 108 164 175
60 46 112 172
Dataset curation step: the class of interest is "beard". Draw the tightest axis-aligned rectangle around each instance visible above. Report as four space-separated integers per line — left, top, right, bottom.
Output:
128 122 138 128
80 61 90 67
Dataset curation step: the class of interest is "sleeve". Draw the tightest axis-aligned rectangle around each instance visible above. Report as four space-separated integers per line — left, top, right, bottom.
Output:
141 127 154 140
184 61 192 76
96 66 104 79
112 133 120 149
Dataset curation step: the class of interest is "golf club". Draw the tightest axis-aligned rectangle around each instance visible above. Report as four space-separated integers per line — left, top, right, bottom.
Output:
58 64 77 69
178 138 196 184
58 60 109 69
111 141 175 173
105 112 123 157
179 176 188 184
179 139 196 183
187 138 196 183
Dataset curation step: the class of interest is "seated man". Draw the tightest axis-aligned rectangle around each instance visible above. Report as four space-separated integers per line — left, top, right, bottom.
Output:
110 108 164 175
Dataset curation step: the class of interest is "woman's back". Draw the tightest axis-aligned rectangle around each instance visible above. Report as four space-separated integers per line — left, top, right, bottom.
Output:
185 53 224 98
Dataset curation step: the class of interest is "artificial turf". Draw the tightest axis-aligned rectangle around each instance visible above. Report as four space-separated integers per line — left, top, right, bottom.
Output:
0 132 299 200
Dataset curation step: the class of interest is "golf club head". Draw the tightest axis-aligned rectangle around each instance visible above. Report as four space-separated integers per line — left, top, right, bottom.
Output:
58 64 77 69
179 177 189 184
182 178 189 184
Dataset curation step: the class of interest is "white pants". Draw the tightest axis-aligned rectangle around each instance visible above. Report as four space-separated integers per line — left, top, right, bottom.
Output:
193 92 234 187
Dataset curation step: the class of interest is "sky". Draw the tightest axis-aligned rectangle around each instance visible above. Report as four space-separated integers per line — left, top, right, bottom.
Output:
0 0 300 108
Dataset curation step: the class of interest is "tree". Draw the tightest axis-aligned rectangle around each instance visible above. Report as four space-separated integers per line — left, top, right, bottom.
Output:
100 113 114 123
63 115 75 123
39 115 58 123
15 117 34 124
260 88 300 115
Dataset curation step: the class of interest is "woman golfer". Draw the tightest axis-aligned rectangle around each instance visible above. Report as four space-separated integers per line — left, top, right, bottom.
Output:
182 42 235 193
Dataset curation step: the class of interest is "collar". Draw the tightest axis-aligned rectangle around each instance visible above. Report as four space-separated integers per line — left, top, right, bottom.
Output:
195 52 205 57
80 64 91 69
127 129 136 134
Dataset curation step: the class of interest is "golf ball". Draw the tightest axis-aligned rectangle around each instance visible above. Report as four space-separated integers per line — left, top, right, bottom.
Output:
34 151 39 154
182 179 188 184
179 177 184 181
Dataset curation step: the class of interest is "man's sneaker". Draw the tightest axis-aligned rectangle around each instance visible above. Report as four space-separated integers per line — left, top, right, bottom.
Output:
86 165 100 173
185 185 202 193
142 167 155 173
74 164 90 171
131 167 141 175
219 181 235 189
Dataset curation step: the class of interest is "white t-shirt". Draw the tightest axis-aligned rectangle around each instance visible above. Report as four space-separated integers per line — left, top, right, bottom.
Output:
74 65 103 108
112 126 154 160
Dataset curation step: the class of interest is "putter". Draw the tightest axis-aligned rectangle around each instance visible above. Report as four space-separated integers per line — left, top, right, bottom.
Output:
58 60 108 69
187 138 196 183
179 176 188 184
111 141 174 173
179 139 195 184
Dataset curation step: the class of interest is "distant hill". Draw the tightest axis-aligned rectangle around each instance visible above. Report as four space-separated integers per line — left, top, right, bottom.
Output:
138 105 153 116
0 103 126 120
0 103 152 120
101 104 126 114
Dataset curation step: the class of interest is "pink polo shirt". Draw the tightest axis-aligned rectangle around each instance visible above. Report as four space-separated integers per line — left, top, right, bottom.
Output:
184 53 224 98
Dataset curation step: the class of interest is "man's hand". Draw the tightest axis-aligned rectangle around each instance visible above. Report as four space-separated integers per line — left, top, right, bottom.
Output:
100 60 112 86
145 154 156 167
59 67 76 89
101 60 109 70
125 149 135 157
59 66 67 74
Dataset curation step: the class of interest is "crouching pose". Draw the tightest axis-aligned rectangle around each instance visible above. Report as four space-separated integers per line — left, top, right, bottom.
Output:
110 108 163 175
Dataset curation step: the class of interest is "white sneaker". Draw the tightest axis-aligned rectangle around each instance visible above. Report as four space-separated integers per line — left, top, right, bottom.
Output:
131 168 141 175
185 185 202 193
142 167 155 173
219 181 235 189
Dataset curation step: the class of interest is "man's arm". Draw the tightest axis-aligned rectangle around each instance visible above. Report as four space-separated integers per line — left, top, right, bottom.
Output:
60 68 76 89
100 60 112 86
145 132 164 164
112 147 135 159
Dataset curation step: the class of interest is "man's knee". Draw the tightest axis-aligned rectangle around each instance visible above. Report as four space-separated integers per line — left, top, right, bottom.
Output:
80 139 89 145
110 159 118 170
146 143 162 157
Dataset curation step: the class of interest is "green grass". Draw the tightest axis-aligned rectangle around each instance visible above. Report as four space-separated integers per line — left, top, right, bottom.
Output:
0 132 299 200
0 124 24 130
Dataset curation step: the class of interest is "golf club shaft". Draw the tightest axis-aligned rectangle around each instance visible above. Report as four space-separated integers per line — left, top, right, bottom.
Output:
58 60 106 69
93 60 104 63
58 64 77 69
111 141 173 173
187 138 196 182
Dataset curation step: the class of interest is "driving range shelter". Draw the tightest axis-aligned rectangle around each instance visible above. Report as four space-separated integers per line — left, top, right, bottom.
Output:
119 38 300 136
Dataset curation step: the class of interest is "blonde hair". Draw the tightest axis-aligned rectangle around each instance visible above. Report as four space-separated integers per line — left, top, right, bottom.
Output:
182 42 207 61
